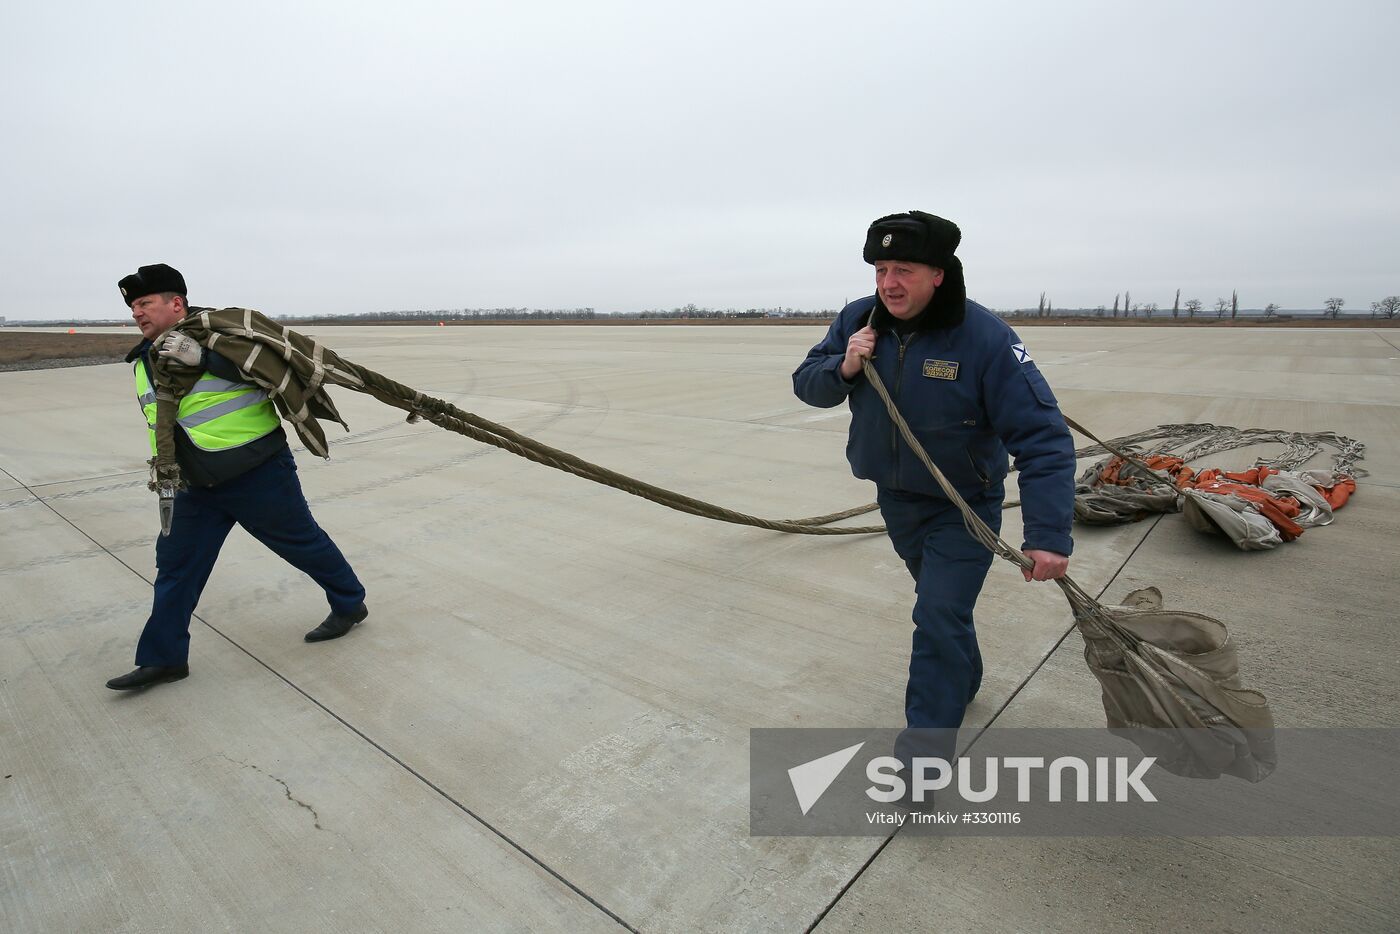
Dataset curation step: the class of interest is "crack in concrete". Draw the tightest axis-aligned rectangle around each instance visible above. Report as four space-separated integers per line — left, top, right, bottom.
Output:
216 755 324 830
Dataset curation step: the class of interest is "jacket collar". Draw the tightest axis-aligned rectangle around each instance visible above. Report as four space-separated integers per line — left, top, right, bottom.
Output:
124 338 152 363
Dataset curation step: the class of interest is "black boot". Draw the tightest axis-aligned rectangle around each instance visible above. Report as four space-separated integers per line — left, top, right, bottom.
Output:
106 665 190 690
304 603 368 643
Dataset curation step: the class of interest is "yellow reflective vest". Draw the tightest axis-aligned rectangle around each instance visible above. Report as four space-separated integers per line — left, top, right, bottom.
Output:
134 356 281 456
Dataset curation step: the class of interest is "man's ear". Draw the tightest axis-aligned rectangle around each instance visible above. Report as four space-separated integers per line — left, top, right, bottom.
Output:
931 267 946 287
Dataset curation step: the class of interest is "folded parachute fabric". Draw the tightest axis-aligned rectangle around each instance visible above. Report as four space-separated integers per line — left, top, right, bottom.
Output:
154 306 361 458
1181 490 1286 550
1081 585 1276 781
1073 440 1362 551
1073 453 1182 525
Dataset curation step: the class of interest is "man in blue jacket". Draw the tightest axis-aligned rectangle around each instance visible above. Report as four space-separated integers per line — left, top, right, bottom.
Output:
792 211 1075 769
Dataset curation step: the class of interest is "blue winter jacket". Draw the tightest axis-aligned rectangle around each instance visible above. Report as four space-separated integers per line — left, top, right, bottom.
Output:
792 295 1075 557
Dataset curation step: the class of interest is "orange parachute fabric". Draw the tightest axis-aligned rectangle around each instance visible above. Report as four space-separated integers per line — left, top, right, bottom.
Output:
1313 475 1356 509
1089 456 1353 542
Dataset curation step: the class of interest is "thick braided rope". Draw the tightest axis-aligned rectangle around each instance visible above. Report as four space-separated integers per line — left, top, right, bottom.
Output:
157 316 887 535
340 360 889 535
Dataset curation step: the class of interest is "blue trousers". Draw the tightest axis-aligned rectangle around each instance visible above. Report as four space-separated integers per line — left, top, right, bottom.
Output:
135 448 366 666
878 484 1003 744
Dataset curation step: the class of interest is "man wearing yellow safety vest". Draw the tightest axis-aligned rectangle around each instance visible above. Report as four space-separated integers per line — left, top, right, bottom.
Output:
106 263 368 691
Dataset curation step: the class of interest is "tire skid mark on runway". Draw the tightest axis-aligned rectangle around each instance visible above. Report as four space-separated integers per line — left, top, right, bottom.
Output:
0 536 152 577
0 479 149 510
312 369 613 505
0 380 612 509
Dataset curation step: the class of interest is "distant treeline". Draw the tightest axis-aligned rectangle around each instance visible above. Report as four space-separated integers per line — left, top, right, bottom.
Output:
1010 291 1400 320
1 307 830 327
366 304 835 321
276 305 838 323
999 308 1387 320
10 299 1397 327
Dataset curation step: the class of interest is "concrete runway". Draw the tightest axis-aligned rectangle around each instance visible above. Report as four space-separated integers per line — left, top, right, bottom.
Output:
2 324 1397 933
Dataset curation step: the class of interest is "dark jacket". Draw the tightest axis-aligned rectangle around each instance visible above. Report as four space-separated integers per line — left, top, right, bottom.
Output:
128 339 288 488
792 295 1075 556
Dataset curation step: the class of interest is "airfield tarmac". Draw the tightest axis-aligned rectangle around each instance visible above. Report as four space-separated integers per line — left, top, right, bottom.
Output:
2 324 1397 933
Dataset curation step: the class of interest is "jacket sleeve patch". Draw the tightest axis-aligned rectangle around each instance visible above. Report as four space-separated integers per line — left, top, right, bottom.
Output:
1012 341 1032 363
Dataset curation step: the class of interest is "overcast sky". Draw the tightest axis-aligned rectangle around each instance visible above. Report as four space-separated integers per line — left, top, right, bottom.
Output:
3 1 1396 320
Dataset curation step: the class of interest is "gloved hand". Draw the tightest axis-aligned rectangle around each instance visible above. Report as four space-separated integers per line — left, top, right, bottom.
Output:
158 332 203 368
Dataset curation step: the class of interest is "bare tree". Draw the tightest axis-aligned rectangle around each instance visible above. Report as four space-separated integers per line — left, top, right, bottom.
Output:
1263 303 1280 320
1144 302 1158 319
1215 298 1230 318
1172 288 1180 318
1323 297 1345 319
1380 296 1400 319
1038 291 1046 317
1231 289 1238 320
1185 298 1202 318
1372 301 1383 318
1124 291 1131 317
1112 294 1119 318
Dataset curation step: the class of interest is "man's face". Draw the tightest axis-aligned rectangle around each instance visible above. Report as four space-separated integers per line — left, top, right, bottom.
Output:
130 293 186 340
875 261 944 320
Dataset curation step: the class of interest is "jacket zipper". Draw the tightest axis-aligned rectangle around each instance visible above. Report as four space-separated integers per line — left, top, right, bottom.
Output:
891 333 911 486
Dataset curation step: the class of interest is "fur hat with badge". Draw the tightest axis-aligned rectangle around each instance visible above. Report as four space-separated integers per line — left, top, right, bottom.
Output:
118 263 187 306
863 210 967 326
